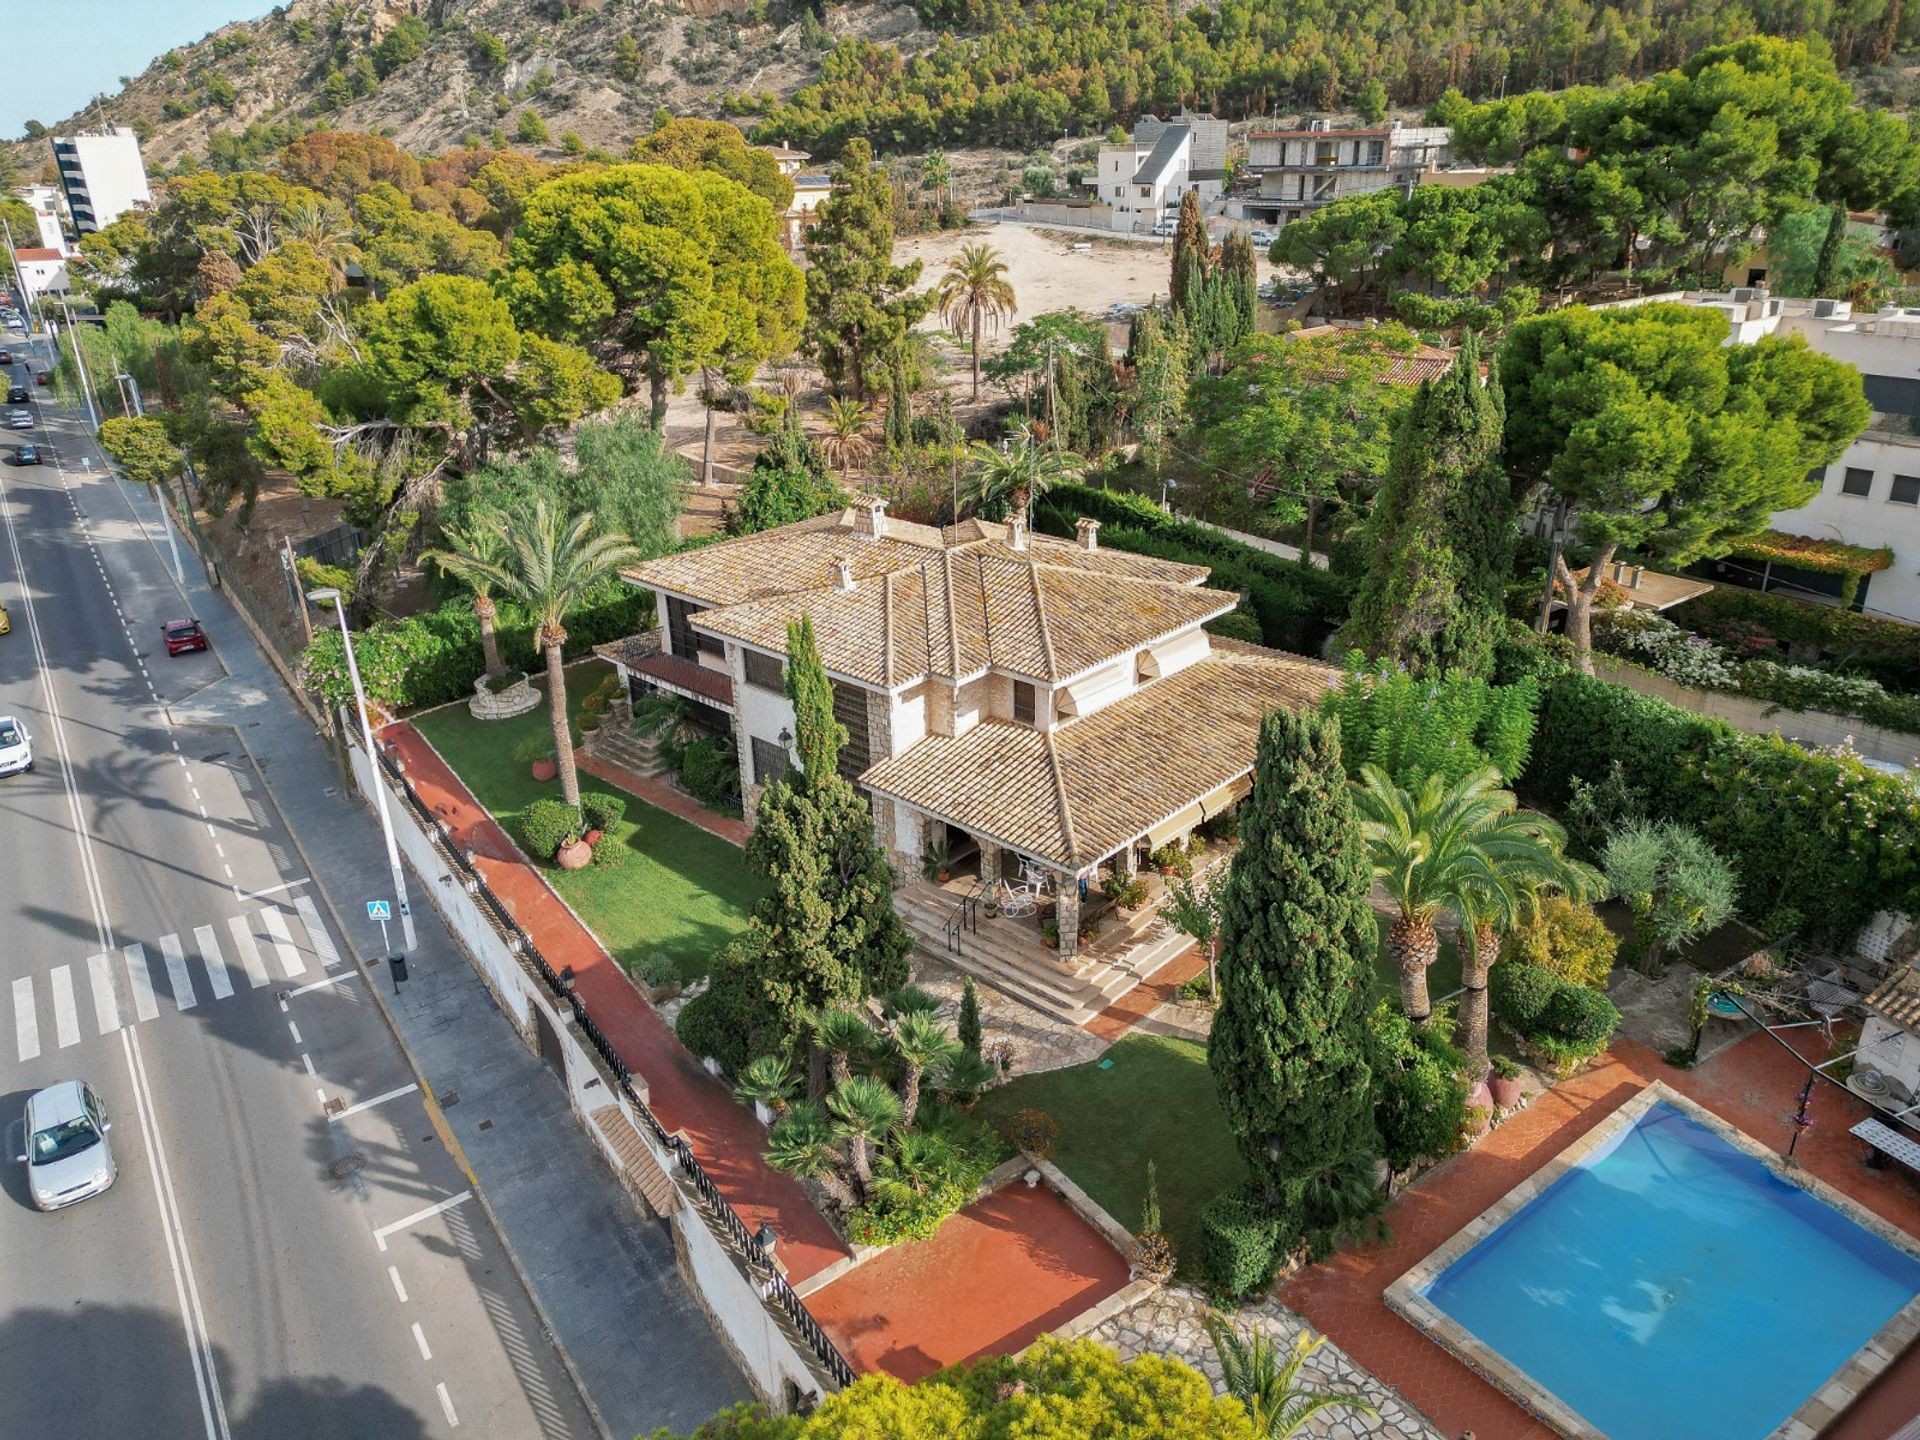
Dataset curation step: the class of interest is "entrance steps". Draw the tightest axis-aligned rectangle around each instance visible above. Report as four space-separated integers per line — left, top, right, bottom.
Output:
583 698 667 778
895 881 1193 1027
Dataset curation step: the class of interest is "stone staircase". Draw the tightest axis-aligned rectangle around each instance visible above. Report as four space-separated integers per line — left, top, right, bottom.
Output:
588 1102 682 1218
895 880 1194 1027
583 697 667 778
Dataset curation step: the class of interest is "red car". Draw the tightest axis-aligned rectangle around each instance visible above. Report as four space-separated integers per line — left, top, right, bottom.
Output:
162 619 209 656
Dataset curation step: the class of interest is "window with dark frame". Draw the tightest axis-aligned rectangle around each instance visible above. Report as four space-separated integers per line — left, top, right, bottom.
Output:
750 736 790 787
1893 475 1920 506
1012 681 1036 725
664 596 726 659
1842 467 1874 497
742 649 784 692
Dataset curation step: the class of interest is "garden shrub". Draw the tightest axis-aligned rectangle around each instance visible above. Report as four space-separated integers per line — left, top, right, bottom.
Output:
1003 1107 1060 1159
519 798 583 860
1543 983 1620 1048
679 734 742 810
1492 961 1620 1071
579 792 628 833
1503 896 1618 991
1674 586 1920 694
1489 962 1558 1032
1196 1183 1291 1297
1364 1002 1471 1172
1204 609 1264 644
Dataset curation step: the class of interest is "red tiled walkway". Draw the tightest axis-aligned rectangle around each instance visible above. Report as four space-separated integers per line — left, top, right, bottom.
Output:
577 751 750 847
1083 945 1204 1043
806 1182 1133 1381
384 722 851 1286
1281 1030 1920 1440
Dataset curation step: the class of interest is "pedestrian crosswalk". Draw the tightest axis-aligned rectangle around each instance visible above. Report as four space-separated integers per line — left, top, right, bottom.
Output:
8 898 347 1063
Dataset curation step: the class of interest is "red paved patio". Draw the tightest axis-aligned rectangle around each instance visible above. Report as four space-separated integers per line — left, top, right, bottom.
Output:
806 1181 1134 1381
383 721 851 1286
1282 1028 1920 1440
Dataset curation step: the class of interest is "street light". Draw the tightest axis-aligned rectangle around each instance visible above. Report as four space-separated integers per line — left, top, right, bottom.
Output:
308 585 418 950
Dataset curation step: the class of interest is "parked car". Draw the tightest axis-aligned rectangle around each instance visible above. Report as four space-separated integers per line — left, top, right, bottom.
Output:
15 444 39 465
6 410 31 430
1249 229 1277 248
0 714 33 774
18 1082 117 1210
162 618 209 655
1150 218 1177 237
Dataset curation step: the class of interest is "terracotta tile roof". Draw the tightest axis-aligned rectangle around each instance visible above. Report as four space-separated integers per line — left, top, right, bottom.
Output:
861 639 1337 869
626 508 1217 686
13 247 62 262
627 651 734 709
1866 968 1920 1030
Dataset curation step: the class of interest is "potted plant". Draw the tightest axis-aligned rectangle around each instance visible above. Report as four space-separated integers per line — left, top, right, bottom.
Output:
1149 842 1191 878
921 836 953 884
1041 920 1061 950
514 736 558 783
556 834 593 869
634 953 683 1003
1489 1055 1525 1109
734 1054 799 1126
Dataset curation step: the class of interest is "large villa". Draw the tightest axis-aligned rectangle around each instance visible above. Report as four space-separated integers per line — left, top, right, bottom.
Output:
601 500 1334 1019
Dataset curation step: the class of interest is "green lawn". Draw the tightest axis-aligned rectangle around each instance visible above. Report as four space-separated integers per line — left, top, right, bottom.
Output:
414 660 766 982
974 1034 1248 1278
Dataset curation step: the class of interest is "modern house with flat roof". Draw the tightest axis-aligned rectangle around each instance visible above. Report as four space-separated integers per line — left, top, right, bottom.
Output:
1240 119 1453 228
50 127 151 235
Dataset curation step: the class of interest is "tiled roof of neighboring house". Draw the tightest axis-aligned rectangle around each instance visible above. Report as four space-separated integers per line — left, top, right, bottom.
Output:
1283 326 1473 387
1865 967 1920 1029
861 639 1336 870
762 145 810 159
1130 124 1191 187
13 247 62 262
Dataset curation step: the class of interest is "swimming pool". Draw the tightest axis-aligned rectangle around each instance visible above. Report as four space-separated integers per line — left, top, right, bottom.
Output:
1386 1084 1920 1440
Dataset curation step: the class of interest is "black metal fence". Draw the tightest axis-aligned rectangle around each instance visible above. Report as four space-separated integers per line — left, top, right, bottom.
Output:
371 737 856 1391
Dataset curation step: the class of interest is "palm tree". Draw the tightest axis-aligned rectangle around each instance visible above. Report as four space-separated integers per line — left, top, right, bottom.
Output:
765 1101 858 1212
429 498 639 808
424 516 512 679
963 423 1083 523
935 241 1017 401
1454 816 1605 1072
1353 764 1512 1023
811 1008 874 1090
891 1011 961 1128
283 198 357 291
818 396 875 473
922 149 952 201
826 1075 903 1199
734 1053 800 1117
1206 1315 1378 1439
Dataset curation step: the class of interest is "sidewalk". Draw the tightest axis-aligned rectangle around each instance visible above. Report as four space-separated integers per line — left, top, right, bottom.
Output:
386 722 853 1288
87 459 752 1436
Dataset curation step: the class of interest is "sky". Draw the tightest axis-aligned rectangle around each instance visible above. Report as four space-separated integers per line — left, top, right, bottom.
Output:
4 0 275 140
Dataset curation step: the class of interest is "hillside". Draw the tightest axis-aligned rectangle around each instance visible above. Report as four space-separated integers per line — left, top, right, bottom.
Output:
12 0 927 177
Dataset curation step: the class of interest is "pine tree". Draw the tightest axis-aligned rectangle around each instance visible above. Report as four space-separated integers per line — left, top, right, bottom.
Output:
1170 189 1209 312
1209 708 1379 1208
1340 332 1512 675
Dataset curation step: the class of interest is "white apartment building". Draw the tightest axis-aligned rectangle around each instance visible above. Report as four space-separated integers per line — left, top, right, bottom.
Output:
50 127 151 235
1240 120 1453 228
1596 289 1920 623
12 248 70 298
13 185 69 254
1095 112 1229 233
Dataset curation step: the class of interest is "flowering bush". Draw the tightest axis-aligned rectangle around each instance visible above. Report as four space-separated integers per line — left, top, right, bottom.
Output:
1596 610 1737 687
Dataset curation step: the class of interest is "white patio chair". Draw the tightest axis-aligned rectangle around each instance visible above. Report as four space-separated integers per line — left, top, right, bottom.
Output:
998 866 1045 918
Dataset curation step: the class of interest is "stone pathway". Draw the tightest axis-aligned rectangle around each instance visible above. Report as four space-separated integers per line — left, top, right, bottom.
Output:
1091 1286 1443 1439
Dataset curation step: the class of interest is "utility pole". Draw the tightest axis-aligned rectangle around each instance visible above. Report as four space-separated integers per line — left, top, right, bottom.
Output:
284 536 314 647
112 369 186 586
60 298 101 431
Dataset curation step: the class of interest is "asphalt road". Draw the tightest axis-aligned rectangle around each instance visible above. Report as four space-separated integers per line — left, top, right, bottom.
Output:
0 324 596 1439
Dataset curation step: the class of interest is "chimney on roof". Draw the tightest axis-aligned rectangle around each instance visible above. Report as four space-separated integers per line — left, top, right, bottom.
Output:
1612 561 1628 583
1076 517 1101 552
833 556 856 592
1629 565 1645 590
854 496 888 539
1009 516 1028 551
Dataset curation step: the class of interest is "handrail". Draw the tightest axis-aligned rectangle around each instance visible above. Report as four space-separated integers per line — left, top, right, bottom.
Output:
371 734 856 1391
940 876 983 956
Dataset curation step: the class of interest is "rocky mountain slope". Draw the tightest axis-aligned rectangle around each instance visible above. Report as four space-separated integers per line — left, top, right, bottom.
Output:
14 0 923 176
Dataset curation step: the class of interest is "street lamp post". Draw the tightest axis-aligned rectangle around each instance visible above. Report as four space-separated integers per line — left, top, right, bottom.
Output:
308 586 418 951
113 370 185 586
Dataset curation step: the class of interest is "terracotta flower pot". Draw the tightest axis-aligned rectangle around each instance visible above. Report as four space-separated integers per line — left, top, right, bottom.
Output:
531 759 558 782
583 828 604 846
556 839 593 870
1490 1073 1525 1109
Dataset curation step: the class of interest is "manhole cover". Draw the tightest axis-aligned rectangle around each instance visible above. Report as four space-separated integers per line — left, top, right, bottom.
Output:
479 1119 494 1132
329 1154 366 1179
439 1090 459 1108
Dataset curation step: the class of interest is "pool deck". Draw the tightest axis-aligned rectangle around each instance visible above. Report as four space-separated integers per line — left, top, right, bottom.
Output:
1283 1028 1920 1440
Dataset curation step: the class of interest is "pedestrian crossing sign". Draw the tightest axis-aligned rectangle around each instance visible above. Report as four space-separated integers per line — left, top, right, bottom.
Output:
367 900 392 921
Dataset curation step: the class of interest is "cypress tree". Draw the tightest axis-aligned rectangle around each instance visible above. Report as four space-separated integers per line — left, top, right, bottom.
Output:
1220 231 1258 340
1209 707 1378 1210
958 975 983 1057
1340 331 1513 675
884 346 913 452
1169 189 1209 312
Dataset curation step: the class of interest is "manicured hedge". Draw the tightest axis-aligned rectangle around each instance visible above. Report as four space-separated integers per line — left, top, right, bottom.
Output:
1033 485 1353 656
1674 587 1920 695
298 584 652 711
1522 670 1920 944
1491 961 1621 1073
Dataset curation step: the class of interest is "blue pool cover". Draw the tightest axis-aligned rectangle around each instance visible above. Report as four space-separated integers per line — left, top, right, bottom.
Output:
1422 1099 1920 1439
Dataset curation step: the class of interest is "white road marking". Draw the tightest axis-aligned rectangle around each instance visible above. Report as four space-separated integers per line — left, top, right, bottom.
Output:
435 1383 459 1429
14 977 38 1061
237 878 307 902
124 943 160 1022
411 1323 432 1361
87 953 120 1034
373 1190 472 1251
293 895 343 968
228 917 269 989
388 1266 408 1302
287 1021 302 1045
287 972 349 997
260 907 306 978
160 933 197 1012
49 965 80 1049
329 1083 417 1124
301 1053 314 1075
195 926 234 1001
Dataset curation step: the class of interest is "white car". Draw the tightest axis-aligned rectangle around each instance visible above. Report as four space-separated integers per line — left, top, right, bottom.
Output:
1250 229 1278 248
5 410 30 430
19 1081 118 1211
0 715 29 775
